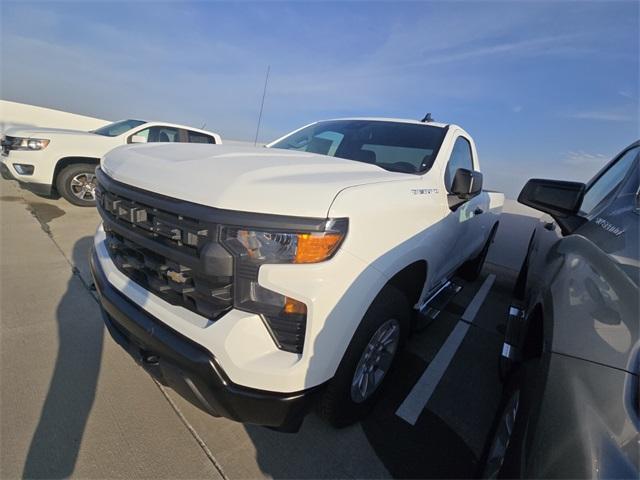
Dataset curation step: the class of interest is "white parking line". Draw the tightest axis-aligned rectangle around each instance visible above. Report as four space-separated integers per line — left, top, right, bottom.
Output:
395 274 496 425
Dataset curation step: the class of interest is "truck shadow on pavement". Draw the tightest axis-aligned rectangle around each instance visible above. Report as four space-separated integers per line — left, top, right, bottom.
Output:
22 236 102 479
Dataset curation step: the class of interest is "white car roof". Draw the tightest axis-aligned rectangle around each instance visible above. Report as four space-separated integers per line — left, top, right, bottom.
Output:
321 117 450 129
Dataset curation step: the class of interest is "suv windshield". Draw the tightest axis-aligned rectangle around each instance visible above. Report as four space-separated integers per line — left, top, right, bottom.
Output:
269 120 447 173
92 119 146 137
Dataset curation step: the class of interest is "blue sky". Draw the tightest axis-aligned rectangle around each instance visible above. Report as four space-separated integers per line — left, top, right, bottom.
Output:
1 0 638 197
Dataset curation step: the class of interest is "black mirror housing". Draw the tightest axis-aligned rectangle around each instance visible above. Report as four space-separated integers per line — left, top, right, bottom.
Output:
451 168 483 199
518 179 586 218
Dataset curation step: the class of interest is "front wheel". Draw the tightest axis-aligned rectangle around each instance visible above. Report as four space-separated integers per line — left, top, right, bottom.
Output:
56 163 98 207
317 285 410 428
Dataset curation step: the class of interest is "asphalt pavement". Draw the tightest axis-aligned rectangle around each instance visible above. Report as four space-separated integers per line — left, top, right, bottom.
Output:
0 178 538 479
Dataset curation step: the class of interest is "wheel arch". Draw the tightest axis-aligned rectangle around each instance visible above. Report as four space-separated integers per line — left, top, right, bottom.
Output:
386 260 428 309
53 156 100 190
523 303 545 360
513 229 537 301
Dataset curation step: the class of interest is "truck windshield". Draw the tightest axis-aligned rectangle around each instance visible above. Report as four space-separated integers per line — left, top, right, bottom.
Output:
92 119 146 137
269 120 447 174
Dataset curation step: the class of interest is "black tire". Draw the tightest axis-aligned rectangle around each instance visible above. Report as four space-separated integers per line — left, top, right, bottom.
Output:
481 367 524 478
460 222 498 281
317 285 410 428
481 358 541 478
56 163 98 207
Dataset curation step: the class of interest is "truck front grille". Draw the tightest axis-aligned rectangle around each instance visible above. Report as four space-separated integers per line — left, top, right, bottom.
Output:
1 136 17 155
95 168 311 354
96 178 234 321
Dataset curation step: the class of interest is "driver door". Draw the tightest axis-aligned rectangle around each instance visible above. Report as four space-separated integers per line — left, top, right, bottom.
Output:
438 136 481 280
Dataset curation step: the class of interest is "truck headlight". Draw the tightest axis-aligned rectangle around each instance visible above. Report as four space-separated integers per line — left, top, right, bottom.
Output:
221 219 347 353
15 138 50 150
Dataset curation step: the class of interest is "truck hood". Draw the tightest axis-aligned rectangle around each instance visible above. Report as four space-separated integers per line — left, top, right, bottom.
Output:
4 126 97 138
101 143 411 217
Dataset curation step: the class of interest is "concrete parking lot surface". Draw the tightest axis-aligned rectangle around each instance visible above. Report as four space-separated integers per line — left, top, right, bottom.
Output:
0 178 538 479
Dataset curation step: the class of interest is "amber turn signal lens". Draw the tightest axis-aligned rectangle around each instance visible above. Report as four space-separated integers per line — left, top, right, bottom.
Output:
294 232 344 264
284 297 307 315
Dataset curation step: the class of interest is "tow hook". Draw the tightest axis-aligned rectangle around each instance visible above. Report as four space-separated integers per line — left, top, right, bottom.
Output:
141 350 160 365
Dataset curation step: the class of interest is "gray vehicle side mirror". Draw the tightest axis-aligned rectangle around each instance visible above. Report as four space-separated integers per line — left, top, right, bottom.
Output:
518 178 587 233
451 168 483 200
518 179 585 218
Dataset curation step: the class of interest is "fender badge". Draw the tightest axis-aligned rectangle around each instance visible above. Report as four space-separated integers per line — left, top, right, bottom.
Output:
594 217 624 236
411 188 439 195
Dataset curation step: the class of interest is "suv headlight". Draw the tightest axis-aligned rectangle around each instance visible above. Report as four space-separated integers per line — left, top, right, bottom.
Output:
14 138 50 151
221 219 347 353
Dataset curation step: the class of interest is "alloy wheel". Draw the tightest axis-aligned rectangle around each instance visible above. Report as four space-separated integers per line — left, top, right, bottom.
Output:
70 173 97 201
350 318 400 403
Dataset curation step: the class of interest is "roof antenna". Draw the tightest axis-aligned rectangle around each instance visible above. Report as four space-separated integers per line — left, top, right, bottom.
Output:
254 65 270 146
420 112 434 123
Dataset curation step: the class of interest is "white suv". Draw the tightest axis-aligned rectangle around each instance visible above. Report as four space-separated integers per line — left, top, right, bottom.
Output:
0 119 221 206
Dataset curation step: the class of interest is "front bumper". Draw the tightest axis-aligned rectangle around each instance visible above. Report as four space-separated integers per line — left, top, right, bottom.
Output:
0 155 52 195
90 247 323 432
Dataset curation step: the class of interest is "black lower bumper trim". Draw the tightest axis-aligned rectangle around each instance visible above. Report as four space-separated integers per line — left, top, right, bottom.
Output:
90 247 323 432
1 162 15 180
19 182 52 196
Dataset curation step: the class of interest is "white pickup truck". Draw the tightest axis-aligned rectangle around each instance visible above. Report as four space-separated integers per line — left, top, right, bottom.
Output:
89 117 503 431
1 119 221 206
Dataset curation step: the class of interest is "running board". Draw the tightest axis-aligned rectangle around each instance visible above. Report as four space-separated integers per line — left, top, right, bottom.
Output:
414 281 462 331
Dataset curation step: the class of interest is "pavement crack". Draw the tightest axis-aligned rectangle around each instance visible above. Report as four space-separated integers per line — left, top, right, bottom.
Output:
23 199 97 294
152 379 229 480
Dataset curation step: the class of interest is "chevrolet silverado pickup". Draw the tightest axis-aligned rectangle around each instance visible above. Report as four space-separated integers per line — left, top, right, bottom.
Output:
1 119 221 206
90 117 504 431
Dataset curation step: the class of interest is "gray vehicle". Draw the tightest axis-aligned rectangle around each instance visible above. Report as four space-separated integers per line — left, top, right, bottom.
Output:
484 141 639 478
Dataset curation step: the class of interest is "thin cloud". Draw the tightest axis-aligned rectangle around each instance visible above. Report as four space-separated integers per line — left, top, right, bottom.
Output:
565 111 636 122
564 150 608 167
380 34 588 70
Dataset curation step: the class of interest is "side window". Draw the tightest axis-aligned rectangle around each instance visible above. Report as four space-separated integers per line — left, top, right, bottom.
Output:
187 131 215 144
445 137 474 191
133 126 180 143
580 146 639 216
132 129 149 142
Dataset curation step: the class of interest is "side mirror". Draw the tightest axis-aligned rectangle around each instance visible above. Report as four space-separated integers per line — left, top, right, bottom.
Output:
129 135 147 144
518 179 585 218
451 168 483 199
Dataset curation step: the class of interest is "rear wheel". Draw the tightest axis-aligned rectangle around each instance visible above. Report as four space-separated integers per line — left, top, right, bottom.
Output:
460 222 498 281
56 163 98 207
317 285 410 428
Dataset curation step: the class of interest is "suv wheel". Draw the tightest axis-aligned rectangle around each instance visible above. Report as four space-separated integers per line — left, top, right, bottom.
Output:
56 164 98 207
317 285 410 427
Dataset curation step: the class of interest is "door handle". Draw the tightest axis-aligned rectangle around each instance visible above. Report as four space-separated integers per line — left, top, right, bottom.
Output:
474 207 484 215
